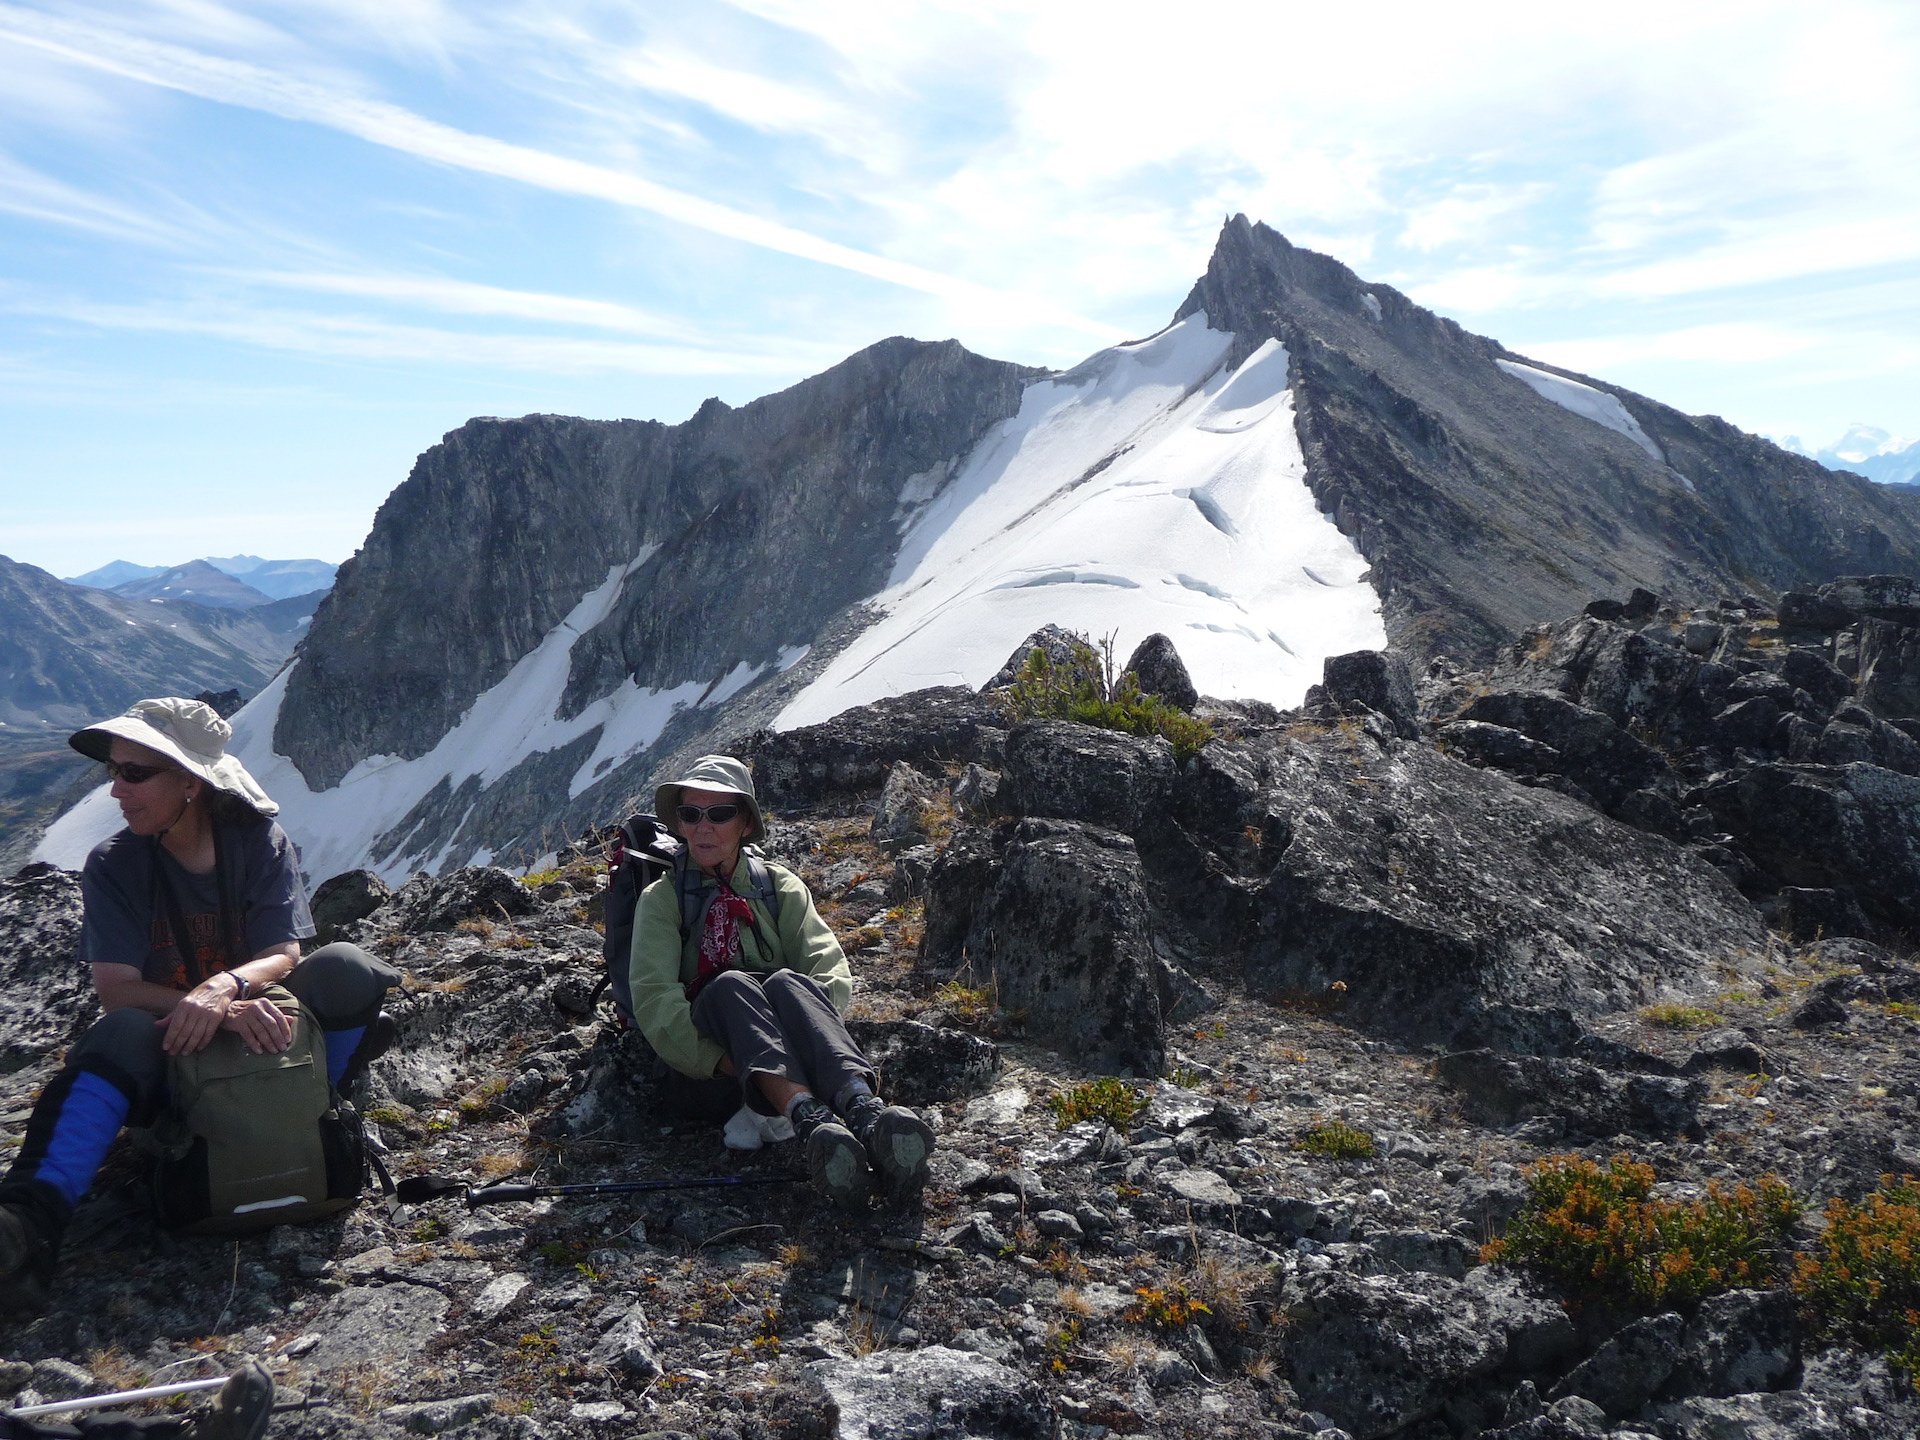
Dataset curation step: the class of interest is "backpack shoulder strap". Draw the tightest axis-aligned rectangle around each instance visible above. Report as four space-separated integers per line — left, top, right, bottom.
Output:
741 852 783 921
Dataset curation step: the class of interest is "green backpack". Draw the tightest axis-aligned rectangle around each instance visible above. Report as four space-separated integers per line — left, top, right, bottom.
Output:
151 986 368 1234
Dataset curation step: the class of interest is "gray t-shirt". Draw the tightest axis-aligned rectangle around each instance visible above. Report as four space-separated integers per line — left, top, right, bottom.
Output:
78 820 316 989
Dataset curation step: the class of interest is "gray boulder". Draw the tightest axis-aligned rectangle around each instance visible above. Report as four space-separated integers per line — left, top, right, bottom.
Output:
870 760 942 853
0 865 94 1073
748 687 1006 807
1857 616 1920 719
1703 762 1920 933
1663 1288 1800 1399
808 1344 1051 1439
930 817 1165 1074
846 1019 998 1105
1001 719 1177 834
983 624 1088 689
1234 729 1764 1042
1435 1050 1704 1139
1317 648 1420 738
1549 1311 1683 1417
379 866 535 933
1123 632 1199 710
310 868 393 946
1287 1268 1574 1440
1458 691 1667 812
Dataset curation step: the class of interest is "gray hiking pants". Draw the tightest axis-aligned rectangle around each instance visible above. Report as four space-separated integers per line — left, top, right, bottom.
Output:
690 969 874 1117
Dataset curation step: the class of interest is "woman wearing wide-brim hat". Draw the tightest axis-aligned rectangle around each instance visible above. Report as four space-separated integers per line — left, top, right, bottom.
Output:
0 698 400 1314
628 754 934 1210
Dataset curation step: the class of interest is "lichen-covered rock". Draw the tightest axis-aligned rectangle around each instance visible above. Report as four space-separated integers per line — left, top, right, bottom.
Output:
378 865 535 933
749 687 1007 807
1457 691 1668 812
1434 1050 1705 1139
1549 1311 1683 1417
1663 1288 1800 1400
1231 727 1765 1042
0 864 93 1074
1316 648 1419 738
310 868 393 946
1287 1268 1573 1440
847 1019 998 1105
870 760 942 853
1123 632 1199 711
808 1345 1051 1440
1000 720 1177 836
1703 762 1920 932
936 817 1165 1074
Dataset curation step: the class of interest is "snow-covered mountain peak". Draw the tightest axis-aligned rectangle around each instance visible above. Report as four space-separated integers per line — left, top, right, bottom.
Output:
777 316 1382 728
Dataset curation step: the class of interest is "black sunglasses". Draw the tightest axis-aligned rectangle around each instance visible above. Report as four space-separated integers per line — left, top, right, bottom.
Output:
676 803 742 825
103 759 177 785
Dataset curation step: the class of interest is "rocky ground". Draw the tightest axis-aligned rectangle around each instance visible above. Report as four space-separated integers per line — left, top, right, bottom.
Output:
3 583 1920 1439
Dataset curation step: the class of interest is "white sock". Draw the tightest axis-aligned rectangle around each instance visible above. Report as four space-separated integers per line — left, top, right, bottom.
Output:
782 1090 818 1119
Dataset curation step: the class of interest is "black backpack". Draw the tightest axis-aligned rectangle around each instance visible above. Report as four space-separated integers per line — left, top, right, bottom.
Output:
597 812 783 1026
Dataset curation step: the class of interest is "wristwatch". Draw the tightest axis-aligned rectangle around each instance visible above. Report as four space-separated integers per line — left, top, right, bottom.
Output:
229 973 251 1002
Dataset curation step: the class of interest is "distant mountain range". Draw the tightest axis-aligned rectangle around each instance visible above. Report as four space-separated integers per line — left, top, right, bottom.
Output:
66 555 339 605
1784 425 1920 488
0 554 333 870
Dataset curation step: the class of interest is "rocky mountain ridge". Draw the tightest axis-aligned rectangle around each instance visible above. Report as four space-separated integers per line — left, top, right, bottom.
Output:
192 223 1920 882
4 586 1919 1439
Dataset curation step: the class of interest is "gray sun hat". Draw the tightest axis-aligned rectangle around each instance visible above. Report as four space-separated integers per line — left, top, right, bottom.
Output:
70 697 278 818
654 754 764 842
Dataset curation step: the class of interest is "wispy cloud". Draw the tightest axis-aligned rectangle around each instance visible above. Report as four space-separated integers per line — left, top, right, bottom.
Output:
6 289 845 375
230 270 724 344
0 148 192 245
0 3 1116 337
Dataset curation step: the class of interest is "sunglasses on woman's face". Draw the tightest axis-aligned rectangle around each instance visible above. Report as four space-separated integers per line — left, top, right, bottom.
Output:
103 759 177 785
676 803 741 826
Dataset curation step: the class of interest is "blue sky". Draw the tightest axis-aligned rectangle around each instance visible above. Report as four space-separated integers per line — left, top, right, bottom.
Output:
4 0 1918 578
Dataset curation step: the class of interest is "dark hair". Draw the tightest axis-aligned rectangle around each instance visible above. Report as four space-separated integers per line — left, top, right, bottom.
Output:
204 789 269 829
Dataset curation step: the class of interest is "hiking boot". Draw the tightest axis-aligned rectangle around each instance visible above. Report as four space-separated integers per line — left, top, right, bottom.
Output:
789 1097 871 1212
183 1360 276 1440
842 1095 934 1201
0 1193 62 1317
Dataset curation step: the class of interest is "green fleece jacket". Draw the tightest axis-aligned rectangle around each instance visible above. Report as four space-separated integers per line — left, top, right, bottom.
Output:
627 860 853 1079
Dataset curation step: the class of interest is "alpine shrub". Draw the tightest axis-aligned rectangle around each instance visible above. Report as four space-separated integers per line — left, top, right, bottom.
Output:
1483 1153 1799 1313
1046 1077 1146 1132
1005 635 1213 764
1793 1173 1920 1378
1295 1120 1376 1160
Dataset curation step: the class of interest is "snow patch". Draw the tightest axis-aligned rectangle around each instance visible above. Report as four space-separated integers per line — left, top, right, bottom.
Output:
37 545 776 883
775 315 1385 729
1360 292 1383 322
1497 359 1664 463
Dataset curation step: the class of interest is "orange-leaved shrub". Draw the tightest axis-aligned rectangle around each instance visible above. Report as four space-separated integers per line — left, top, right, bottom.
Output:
1792 1173 1920 1380
1482 1153 1800 1313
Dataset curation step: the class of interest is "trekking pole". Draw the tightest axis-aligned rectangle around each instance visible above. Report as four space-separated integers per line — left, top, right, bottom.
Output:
9 1377 228 1417
395 1172 804 1209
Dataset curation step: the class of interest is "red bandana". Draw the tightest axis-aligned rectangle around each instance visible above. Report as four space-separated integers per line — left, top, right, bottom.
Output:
686 868 756 1002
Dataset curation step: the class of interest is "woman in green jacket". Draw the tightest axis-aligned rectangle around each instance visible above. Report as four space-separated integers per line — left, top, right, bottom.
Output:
628 755 933 1210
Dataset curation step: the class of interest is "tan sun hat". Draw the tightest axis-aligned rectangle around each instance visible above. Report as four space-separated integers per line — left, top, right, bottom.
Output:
69 697 279 818
654 754 764 842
